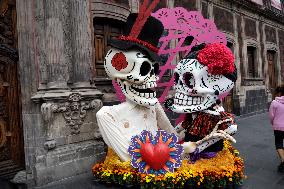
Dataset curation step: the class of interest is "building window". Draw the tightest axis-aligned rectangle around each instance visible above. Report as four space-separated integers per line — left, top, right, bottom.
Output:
266 0 284 14
247 46 257 78
267 50 277 96
271 0 282 10
93 17 125 77
250 0 264 6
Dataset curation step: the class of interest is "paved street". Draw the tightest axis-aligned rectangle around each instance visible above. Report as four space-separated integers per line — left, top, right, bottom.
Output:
233 113 284 189
36 113 284 189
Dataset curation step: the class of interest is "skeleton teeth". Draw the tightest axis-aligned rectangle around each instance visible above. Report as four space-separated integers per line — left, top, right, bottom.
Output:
144 93 149 98
174 92 204 106
132 82 157 90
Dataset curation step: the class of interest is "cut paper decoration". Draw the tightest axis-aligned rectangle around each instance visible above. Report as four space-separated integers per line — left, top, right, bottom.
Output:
128 130 183 175
152 7 227 105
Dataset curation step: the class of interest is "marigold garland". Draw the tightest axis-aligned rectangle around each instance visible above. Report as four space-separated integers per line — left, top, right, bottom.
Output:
92 141 245 189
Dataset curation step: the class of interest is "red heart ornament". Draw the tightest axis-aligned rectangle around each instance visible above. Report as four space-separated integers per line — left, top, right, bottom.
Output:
140 141 170 170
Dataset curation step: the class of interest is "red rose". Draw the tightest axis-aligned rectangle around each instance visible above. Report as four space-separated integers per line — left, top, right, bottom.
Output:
111 52 128 71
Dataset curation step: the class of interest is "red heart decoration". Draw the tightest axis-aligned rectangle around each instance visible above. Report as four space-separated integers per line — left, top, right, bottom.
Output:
140 141 170 170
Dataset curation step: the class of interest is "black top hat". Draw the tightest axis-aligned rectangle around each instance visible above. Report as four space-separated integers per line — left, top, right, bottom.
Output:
109 13 164 61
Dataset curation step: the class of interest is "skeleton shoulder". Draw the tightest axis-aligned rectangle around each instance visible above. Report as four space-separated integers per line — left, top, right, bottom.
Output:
96 106 117 122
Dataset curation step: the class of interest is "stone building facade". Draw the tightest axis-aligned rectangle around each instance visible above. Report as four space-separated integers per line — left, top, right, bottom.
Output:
92 0 284 116
0 0 283 187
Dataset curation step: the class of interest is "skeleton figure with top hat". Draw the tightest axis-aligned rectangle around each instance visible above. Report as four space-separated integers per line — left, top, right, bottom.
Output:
96 2 183 162
165 42 238 161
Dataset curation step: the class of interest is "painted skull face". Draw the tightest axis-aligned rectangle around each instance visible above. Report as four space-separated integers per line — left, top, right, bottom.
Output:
104 48 159 106
171 58 234 113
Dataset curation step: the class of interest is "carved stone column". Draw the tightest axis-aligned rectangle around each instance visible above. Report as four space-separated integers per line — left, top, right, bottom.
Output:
69 0 94 89
36 0 71 90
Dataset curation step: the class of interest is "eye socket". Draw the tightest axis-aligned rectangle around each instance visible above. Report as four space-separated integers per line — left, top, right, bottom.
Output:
140 61 151 76
174 73 179 84
183 72 194 89
153 63 159 74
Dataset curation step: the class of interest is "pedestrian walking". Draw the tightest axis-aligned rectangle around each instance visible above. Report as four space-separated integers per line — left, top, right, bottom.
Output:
269 85 284 172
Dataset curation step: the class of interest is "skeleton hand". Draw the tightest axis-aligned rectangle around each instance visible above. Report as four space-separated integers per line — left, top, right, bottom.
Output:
196 128 236 146
175 123 184 133
175 123 186 140
212 130 236 143
182 141 197 154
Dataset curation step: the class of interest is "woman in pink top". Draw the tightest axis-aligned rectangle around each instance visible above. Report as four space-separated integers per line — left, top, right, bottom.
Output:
269 85 284 172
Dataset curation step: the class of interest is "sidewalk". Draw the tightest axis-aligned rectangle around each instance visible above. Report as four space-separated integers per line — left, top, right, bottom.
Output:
36 113 284 189
233 113 284 189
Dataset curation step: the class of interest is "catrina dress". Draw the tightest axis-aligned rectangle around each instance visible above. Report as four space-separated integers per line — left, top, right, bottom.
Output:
182 111 236 152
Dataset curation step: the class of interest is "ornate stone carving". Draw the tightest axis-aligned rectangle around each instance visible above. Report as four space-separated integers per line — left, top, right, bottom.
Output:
53 93 99 134
41 93 103 150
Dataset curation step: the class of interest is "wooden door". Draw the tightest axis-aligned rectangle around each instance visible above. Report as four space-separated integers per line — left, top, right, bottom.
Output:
0 46 24 179
0 0 24 179
267 51 276 98
93 18 124 77
222 91 233 113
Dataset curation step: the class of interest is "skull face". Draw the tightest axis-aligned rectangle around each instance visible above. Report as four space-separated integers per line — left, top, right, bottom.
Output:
104 48 159 106
172 58 234 113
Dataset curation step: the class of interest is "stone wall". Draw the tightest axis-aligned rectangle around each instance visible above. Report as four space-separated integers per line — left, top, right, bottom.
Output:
200 0 284 116
279 29 284 81
16 0 105 187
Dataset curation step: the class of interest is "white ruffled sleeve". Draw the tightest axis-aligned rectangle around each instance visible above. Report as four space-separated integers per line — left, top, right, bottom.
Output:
96 106 131 161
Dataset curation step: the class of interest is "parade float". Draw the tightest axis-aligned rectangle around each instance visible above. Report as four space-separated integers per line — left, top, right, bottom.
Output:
92 1 245 188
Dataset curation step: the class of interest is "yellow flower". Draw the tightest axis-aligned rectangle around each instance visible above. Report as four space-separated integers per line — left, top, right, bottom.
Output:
145 176 152 183
229 178 233 182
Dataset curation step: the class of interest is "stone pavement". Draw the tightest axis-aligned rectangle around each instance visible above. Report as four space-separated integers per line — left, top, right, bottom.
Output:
35 113 284 189
233 113 284 189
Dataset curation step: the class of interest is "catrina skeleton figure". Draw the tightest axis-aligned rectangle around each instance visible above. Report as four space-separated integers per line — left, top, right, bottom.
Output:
166 43 238 161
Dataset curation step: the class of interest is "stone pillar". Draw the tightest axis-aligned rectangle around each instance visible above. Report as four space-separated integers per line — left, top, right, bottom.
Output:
37 0 71 90
17 0 105 186
275 28 281 86
69 0 94 88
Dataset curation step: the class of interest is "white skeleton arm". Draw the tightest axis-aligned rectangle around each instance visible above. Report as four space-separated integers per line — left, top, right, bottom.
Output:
182 118 237 154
